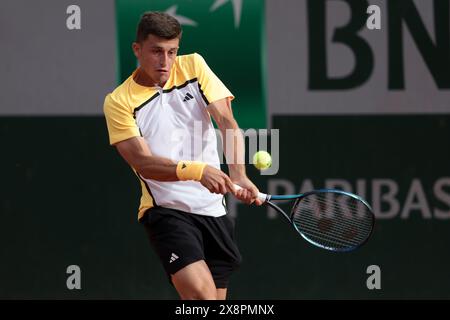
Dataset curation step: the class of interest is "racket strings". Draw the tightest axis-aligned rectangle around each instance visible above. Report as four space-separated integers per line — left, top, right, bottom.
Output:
302 196 370 219
292 216 364 246
293 226 362 247
294 217 369 249
299 195 372 221
293 210 372 232
293 214 370 244
294 206 373 231
293 199 372 231
291 193 373 250
293 216 372 241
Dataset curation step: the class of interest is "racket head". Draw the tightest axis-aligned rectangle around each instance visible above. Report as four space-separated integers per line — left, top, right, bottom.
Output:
290 189 375 252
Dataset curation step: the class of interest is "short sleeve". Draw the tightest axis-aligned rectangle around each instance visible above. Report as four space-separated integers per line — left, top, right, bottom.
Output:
103 94 140 145
194 53 235 106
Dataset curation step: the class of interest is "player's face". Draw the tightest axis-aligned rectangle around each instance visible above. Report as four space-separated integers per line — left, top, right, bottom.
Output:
133 34 179 87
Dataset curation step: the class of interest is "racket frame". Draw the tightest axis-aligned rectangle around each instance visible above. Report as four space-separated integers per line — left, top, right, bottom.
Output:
266 189 375 252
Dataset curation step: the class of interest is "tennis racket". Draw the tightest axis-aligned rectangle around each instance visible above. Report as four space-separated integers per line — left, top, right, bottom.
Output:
234 184 375 252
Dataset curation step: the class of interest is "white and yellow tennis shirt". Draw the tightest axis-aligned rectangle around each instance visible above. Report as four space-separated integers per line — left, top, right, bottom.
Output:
104 53 234 220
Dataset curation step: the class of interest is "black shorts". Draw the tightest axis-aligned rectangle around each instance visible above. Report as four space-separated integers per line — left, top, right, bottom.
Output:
141 206 242 289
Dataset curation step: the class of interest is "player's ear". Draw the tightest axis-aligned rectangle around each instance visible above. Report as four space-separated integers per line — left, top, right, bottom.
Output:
132 42 141 58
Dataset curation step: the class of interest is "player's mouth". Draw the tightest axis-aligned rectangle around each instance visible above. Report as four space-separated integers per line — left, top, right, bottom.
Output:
156 69 169 73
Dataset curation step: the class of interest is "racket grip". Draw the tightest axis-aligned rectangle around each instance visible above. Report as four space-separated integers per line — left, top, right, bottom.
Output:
233 184 268 202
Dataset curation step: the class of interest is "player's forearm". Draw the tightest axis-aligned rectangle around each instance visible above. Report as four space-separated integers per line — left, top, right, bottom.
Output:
219 118 247 180
135 155 179 181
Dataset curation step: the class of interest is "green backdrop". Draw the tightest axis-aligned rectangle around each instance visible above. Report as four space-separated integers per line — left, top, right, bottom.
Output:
116 0 266 129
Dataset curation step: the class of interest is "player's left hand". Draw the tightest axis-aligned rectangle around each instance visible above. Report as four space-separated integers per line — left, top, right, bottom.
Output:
231 176 263 206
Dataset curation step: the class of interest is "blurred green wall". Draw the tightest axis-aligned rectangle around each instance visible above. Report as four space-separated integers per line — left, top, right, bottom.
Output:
1 115 450 299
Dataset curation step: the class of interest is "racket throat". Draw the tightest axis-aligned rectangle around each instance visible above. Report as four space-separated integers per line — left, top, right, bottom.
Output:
266 200 292 224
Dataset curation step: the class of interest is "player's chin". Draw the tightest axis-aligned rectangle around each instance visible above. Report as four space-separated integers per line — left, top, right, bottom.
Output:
152 72 168 85
160 75 169 83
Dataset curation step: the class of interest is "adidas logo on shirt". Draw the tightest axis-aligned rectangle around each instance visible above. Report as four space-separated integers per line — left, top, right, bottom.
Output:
169 253 179 263
183 92 194 102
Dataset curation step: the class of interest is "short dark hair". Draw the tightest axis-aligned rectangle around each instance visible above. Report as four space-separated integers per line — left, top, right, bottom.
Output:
136 11 182 42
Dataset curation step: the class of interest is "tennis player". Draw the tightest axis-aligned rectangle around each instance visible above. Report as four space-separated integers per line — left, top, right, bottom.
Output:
104 11 262 300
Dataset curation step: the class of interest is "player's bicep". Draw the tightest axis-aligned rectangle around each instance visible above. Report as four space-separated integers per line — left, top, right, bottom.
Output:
206 97 235 129
114 136 152 171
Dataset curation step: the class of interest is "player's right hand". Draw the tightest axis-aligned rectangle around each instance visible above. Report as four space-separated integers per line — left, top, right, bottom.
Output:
200 165 236 195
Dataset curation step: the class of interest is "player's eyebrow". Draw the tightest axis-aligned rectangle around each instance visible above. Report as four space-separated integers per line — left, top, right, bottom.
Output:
150 45 179 50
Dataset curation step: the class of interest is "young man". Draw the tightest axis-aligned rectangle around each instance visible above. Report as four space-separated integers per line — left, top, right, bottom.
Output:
104 11 262 300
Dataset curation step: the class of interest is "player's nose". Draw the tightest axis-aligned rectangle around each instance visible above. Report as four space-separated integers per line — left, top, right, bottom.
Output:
160 52 169 67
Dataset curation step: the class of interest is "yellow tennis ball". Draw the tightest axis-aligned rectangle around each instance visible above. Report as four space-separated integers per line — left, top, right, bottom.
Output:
253 151 272 170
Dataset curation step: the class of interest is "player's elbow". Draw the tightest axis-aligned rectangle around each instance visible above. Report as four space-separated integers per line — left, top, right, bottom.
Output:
133 157 176 181
134 163 153 180
215 115 238 131
135 167 147 179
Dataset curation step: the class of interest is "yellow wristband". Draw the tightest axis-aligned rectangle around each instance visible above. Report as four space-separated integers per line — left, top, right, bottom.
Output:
176 161 207 181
